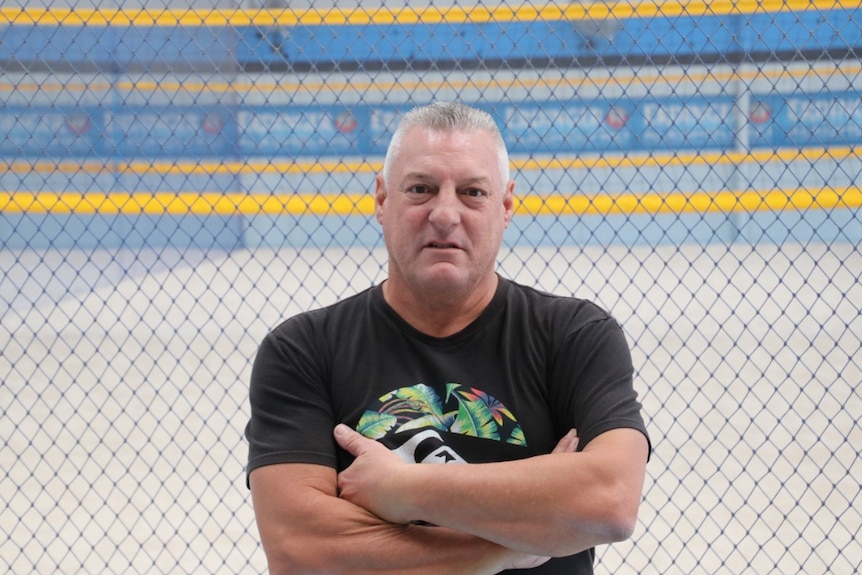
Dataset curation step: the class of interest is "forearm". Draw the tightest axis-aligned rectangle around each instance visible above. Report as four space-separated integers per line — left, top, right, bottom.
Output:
373 429 648 557
397 454 617 555
275 498 512 575
250 464 533 575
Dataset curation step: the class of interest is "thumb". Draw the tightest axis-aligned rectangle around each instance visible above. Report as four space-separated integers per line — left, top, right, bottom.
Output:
333 423 368 455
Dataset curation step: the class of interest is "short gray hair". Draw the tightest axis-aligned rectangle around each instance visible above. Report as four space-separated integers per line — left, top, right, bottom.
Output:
382 101 510 188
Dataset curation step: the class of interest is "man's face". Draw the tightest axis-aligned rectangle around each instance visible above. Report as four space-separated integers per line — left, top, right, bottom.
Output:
376 126 514 298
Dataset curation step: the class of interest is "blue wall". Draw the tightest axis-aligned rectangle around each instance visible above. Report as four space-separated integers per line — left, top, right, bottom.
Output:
2 9 860 70
2 8 860 249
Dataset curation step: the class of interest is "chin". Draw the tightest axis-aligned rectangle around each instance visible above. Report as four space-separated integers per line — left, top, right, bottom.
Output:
417 267 472 291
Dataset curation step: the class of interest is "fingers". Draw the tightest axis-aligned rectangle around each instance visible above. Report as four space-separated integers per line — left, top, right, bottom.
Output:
551 428 579 454
505 552 552 571
333 423 368 455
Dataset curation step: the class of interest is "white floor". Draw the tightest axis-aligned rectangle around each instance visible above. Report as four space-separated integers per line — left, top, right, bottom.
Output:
2 241 860 573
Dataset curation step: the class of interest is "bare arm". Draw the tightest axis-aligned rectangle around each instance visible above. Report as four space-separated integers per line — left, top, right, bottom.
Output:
249 462 549 575
335 425 648 558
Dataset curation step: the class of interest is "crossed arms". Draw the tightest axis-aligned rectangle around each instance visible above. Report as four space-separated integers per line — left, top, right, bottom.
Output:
249 426 648 575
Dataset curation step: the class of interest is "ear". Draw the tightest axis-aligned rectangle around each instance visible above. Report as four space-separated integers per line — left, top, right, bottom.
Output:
375 174 387 224
502 179 515 227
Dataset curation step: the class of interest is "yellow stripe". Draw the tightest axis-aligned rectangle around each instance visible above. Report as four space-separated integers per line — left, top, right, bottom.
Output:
1 1 856 27
0 191 375 216
3 146 858 177
517 187 862 216
4 61 858 97
2 188 859 217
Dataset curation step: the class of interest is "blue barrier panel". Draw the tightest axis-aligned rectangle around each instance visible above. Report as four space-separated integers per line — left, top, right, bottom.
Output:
0 107 102 156
241 21 585 68
110 106 237 158
501 96 738 154
0 105 237 158
750 90 862 148
7 92 862 160
236 106 365 157
239 10 860 68
2 10 860 71
3 98 737 160
741 9 862 58
0 25 235 69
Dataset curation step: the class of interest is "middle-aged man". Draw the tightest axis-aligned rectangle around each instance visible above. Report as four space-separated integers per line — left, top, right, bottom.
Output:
246 101 651 574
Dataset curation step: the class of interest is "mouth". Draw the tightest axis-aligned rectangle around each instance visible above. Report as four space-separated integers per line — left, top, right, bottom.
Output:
426 241 461 250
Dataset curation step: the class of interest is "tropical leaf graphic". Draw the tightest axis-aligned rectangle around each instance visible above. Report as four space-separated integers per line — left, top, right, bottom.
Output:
446 383 527 446
357 411 397 439
365 382 527 446
507 425 526 446
378 383 444 421
450 386 517 425
397 411 457 433
451 397 499 440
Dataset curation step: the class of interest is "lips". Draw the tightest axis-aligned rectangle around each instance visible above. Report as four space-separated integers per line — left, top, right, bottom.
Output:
426 241 460 249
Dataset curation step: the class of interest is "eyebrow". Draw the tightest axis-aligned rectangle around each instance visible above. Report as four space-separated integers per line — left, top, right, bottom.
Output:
402 172 433 183
401 172 494 189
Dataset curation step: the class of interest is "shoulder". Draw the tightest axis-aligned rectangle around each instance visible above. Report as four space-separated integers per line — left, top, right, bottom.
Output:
265 285 379 343
502 278 618 334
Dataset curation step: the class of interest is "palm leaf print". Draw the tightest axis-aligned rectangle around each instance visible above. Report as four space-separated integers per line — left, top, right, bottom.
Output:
363 383 527 446
446 383 527 445
452 386 517 426
378 383 444 418
507 425 526 446
451 397 500 440
373 384 453 431
398 411 458 433
357 411 397 439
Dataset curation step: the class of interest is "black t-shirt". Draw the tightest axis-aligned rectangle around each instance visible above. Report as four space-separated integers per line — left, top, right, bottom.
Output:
246 276 649 574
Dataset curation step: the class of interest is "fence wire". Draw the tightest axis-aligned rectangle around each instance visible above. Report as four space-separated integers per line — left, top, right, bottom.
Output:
1 1 861 574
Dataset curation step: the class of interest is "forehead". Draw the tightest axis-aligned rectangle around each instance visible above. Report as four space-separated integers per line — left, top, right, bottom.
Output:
392 126 502 182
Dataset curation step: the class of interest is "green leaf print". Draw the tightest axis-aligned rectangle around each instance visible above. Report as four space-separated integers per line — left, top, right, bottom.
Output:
452 386 516 426
365 382 527 446
398 411 457 433
357 411 397 439
446 383 527 446
507 425 526 446
451 398 500 440
378 383 444 420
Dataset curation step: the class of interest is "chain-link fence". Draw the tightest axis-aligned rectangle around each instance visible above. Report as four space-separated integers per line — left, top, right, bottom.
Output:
1 1 861 573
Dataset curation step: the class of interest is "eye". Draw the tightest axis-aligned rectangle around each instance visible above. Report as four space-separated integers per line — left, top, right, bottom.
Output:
463 188 488 198
406 184 432 195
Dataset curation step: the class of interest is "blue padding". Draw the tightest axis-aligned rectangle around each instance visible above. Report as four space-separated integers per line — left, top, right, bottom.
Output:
1 10 860 68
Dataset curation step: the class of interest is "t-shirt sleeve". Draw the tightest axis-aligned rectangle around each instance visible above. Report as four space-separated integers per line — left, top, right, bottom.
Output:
549 309 651 456
244 315 338 485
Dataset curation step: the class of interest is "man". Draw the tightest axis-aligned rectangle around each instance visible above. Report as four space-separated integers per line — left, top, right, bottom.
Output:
245 101 650 574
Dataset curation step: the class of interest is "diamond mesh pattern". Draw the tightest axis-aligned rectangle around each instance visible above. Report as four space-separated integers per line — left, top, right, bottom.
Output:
1 2 860 573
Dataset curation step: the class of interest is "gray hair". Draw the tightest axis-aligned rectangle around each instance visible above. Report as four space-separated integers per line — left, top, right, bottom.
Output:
382 101 511 188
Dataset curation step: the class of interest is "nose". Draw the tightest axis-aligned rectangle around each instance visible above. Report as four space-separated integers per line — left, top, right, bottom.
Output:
427 186 461 231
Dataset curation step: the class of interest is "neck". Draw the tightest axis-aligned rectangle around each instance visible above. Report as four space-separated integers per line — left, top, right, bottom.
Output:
382 275 498 338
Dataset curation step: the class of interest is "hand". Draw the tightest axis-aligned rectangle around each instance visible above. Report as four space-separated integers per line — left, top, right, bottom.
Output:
335 425 579 522
334 424 414 524
552 428 579 454
501 550 552 571
497 429 576 571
